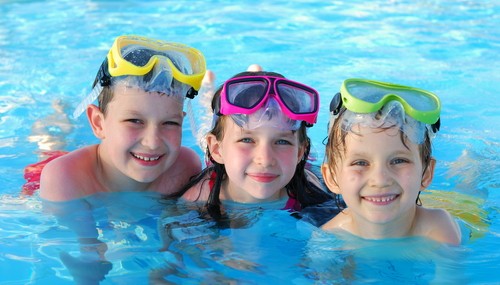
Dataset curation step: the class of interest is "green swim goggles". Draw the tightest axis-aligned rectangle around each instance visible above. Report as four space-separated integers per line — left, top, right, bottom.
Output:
330 78 441 132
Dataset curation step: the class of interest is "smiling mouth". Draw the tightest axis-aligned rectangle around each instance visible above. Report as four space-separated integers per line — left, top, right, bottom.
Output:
247 173 278 183
132 153 161 161
363 194 398 204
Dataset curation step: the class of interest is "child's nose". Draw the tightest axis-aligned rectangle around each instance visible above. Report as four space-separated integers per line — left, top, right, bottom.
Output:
141 126 161 150
254 144 276 167
369 164 393 188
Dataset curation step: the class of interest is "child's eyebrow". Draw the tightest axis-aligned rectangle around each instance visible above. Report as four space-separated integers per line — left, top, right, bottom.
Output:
239 129 295 136
275 131 296 138
120 110 141 116
346 149 369 157
347 149 413 157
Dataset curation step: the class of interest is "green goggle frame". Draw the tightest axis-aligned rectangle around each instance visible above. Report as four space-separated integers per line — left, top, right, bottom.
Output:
338 78 441 125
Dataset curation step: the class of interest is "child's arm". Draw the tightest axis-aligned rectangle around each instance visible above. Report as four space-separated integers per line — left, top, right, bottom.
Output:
177 146 203 181
42 199 112 281
39 158 76 201
39 146 97 201
42 199 104 255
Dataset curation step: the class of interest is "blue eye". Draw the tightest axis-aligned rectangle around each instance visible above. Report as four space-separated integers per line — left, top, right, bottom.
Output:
352 160 369 166
276 139 292 145
239 138 254 143
391 158 410 165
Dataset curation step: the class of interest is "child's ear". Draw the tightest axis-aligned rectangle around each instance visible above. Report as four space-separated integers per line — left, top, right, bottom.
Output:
87 104 105 139
421 158 436 189
207 134 224 164
321 163 341 194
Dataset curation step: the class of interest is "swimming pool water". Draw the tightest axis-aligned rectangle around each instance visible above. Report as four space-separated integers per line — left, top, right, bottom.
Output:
1 0 498 284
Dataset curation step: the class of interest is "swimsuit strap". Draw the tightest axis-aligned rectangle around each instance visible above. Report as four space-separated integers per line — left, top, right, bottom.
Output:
208 170 217 192
283 195 301 212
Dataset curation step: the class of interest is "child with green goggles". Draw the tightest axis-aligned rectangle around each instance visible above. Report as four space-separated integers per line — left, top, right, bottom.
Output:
321 78 461 245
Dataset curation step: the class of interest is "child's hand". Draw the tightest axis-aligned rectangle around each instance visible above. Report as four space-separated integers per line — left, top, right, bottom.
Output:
59 251 112 284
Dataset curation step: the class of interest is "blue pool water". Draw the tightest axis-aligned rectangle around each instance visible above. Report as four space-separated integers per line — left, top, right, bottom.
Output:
1 0 499 284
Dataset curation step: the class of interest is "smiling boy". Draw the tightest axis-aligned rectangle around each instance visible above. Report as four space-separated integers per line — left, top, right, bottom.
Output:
40 35 206 201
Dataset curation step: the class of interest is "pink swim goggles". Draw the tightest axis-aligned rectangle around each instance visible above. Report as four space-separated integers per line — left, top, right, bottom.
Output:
214 75 320 125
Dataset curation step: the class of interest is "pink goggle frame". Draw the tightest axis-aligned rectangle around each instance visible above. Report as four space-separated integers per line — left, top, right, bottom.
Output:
215 75 319 125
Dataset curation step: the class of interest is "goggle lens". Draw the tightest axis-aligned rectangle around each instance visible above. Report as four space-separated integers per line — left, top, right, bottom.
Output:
121 47 155 67
277 82 317 114
226 79 268 109
346 81 438 112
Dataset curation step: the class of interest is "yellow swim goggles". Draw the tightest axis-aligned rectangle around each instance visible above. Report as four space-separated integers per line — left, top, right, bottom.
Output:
107 35 206 91
73 35 206 118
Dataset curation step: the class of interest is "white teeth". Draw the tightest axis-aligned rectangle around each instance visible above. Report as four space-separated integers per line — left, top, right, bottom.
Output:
133 154 160 161
365 195 396 202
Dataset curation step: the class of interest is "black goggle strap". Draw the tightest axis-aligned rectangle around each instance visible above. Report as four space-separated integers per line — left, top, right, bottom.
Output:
94 58 112 88
186 87 198 99
328 92 440 134
329 92 343 116
431 118 440 133
212 90 222 116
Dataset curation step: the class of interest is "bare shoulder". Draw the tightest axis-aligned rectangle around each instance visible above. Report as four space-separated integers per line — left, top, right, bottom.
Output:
181 171 211 202
178 147 202 173
39 145 99 201
305 168 326 190
321 210 348 232
416 207 461 245
154 147 202 195
167 147 202 178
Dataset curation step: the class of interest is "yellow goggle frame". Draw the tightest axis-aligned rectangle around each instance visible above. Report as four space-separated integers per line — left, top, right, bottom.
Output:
107 35 206 91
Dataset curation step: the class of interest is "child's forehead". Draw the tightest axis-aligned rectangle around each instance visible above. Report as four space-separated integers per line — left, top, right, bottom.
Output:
337 105 430 145
226 117 296 136
113 84 181 103
228 112 300 131
239 127 296 137
112 80 184 101
109 87 184 114
113 83 164 96
343 124 420 152
349 124 401 137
